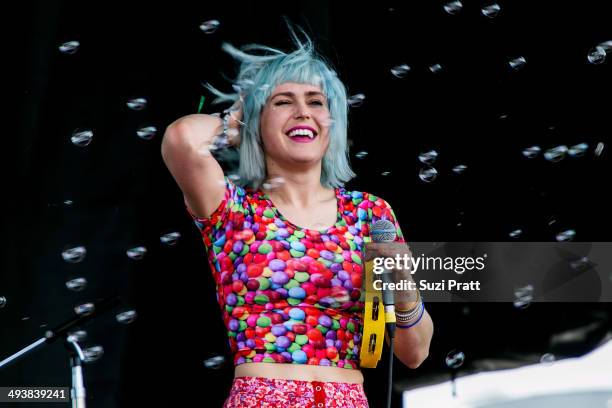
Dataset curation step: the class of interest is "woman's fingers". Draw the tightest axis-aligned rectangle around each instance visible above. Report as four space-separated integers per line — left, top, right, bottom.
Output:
363 242 382 261
364 242 411 261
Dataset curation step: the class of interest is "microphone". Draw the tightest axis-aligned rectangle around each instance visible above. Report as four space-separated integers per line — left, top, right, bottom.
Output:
370 219 397 339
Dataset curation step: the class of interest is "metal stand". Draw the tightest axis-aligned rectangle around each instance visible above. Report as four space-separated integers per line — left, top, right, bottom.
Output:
0 296 121 407
67 336 87 408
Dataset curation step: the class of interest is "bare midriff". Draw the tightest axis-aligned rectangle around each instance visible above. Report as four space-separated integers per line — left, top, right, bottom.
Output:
234 362 364 384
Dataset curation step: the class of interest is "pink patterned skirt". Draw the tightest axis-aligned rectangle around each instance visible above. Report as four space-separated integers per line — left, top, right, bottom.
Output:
224 376 369 408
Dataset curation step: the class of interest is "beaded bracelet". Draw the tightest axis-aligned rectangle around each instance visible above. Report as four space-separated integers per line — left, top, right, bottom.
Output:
396 302 426 329
396 301 422 323
396 290 421 315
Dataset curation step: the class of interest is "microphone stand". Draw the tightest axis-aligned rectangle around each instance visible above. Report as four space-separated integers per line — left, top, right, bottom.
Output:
0 296 121 407
66 335 87 408
370 219 398 408
381 269 396 408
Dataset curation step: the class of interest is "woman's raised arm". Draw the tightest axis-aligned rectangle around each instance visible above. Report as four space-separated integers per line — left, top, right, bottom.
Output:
161 113 228 219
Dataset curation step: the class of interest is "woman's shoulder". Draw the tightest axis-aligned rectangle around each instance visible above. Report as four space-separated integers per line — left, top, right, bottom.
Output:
339 186 396 210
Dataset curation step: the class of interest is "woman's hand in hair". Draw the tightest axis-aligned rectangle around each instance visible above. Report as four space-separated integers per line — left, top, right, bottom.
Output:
226 98 243 147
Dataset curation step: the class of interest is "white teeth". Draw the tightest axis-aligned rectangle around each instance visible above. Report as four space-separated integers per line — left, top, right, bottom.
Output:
287 128 315 138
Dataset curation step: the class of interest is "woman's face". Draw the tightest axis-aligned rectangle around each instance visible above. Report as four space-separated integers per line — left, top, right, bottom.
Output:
259 82 332 168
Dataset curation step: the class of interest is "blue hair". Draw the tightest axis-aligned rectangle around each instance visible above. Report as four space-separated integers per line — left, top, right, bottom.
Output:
204 24 355 190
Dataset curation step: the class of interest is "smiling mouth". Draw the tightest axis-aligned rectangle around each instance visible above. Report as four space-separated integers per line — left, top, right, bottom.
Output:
286 128 317 143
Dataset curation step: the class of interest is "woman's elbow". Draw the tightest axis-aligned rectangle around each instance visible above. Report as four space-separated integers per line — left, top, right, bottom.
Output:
402 348 429 369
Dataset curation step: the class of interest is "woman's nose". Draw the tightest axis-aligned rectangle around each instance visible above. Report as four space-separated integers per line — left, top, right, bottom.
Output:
294 102 311 119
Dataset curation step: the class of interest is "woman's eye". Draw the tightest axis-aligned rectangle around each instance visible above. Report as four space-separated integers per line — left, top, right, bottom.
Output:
275 100 291 105
310 100 324 106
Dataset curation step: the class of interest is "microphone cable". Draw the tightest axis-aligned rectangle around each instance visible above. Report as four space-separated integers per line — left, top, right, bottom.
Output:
386 321 396 408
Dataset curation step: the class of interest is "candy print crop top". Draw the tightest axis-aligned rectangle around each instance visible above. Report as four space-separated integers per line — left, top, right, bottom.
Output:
187 177 404 368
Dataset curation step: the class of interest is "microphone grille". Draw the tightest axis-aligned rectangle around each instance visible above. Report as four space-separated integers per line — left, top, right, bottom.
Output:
371 219 397 243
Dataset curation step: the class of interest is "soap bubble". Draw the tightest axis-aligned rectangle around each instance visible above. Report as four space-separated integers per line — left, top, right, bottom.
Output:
481 4 501 18
200 20 220 34
59 41 80 55
443 1 463 15
71 130 93 147
62 246 87 263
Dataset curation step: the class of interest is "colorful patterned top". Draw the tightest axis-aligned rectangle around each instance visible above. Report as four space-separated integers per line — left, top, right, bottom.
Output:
187 177 404 369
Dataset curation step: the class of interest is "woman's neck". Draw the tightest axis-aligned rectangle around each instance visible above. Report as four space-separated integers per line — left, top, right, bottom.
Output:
263 161 334 209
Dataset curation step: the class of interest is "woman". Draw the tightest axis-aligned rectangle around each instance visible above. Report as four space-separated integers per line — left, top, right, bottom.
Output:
161 26 433 408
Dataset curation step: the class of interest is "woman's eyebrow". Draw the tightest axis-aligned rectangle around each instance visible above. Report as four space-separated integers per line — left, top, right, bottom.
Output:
270 91 326 99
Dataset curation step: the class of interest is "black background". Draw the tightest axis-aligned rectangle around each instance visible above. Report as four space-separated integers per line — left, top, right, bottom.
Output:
3 0 612 407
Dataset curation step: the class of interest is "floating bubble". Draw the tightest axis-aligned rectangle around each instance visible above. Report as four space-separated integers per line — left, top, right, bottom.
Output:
64 200 73 206
509 229 523 238
355 151 368 159
82 345 104 363
570 257 595 272
567 143 588 157
348 94 365 107
116 309 138 325
587 46 606 65
513 284 534 309
232 79 255 93
0 296 6 308
512 298 531 309
452 165 467 174
59 41 80 55
62 246 87 263
594 142 605 157
71 130 93 147
262 176 285 191
332 286 351 303
126 246 147 260
215 178 227 188
160 232 181 246
136 126 157 140
391 64 411 78
419 150 438 165
445 350 465 369
127 98 147 111
429 63 443 74
227 173 240 181
499 113 509 120
543 145 568 162
204 355 226 369
22 316 30 321
65 277 87 292
199 19 220 34
74 303 95 316
206 133 230 154
481 3 501 18
540 353 556 364
319 115 335 129
556 229 576 242
509 56 527 70
258 84 271 93
419 167 438 183
381 171 392 176
67 330 87 342
600 41 612 51
443 1 463 15
522 146 542 158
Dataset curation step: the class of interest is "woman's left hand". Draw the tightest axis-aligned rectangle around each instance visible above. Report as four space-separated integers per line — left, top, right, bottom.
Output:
363 241 419 306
